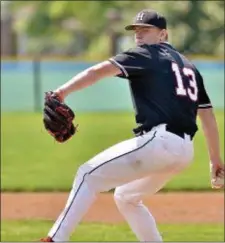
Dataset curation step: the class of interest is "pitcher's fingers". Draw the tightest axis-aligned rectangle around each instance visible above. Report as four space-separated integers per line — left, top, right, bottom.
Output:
218 168 224 175
217 171 224 178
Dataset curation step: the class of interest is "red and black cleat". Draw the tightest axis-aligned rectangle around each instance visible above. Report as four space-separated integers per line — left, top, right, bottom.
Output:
40 237 54 242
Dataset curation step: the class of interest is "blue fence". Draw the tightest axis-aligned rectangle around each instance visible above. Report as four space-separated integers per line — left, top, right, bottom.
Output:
1 59 224 112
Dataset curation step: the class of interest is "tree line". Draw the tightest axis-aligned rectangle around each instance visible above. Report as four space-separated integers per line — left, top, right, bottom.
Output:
3 1 224 58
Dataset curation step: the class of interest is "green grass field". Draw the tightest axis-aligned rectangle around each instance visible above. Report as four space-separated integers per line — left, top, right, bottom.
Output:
1 110 224 192
1 221 224 241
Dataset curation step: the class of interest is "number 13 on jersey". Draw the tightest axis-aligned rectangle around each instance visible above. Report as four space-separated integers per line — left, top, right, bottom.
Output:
172 62 198 101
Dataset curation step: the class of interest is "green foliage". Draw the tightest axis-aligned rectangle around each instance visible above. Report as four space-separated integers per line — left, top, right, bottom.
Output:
1 111 224 192
9 1 224 56
83 34 111 60
1 220 224 241
165 1 224 55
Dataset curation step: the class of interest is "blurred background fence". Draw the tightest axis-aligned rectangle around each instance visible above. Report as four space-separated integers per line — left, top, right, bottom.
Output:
1 58 224 112
1 0 224 112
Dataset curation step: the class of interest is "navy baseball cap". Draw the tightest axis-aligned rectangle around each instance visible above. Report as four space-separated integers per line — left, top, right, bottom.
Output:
125 9 167 30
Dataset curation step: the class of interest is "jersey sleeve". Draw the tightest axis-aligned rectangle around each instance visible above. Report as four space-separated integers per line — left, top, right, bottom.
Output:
108 46 152 78
197 70 213 109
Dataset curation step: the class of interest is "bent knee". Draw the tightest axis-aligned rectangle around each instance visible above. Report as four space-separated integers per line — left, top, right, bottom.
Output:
76 163 91 179
72 163 92 187
74 163 110 193
114 188 141 206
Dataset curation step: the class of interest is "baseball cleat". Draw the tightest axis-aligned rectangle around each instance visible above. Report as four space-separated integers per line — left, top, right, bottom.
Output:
40 237 54 242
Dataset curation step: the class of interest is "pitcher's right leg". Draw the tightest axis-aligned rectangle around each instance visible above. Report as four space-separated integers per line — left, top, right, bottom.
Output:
114 172 180 242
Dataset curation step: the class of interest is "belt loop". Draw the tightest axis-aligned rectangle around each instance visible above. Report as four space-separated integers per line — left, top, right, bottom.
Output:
133 126 144 136
163 124 167 131
184 134 191 141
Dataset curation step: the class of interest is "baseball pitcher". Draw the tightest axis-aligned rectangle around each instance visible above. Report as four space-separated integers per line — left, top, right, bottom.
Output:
41 9 224 242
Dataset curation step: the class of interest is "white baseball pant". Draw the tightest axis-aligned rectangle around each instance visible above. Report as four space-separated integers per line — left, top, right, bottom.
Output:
48 124 194 241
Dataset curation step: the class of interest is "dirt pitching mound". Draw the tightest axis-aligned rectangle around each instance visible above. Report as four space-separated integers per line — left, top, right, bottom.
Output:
1 192 224 224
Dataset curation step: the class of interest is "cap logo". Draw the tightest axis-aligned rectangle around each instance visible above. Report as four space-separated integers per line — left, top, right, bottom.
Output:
136 12 145 21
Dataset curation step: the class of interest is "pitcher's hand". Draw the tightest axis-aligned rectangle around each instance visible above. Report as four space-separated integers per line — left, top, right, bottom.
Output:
210 159 224 189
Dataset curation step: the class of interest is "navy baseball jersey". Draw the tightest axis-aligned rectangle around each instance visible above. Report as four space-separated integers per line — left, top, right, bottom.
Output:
109 42 212 137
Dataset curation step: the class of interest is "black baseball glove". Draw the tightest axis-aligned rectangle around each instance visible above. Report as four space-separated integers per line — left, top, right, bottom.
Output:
43 91 77 143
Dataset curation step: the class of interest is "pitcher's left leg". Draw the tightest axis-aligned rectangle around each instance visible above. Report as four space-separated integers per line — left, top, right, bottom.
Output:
47 164 97 241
